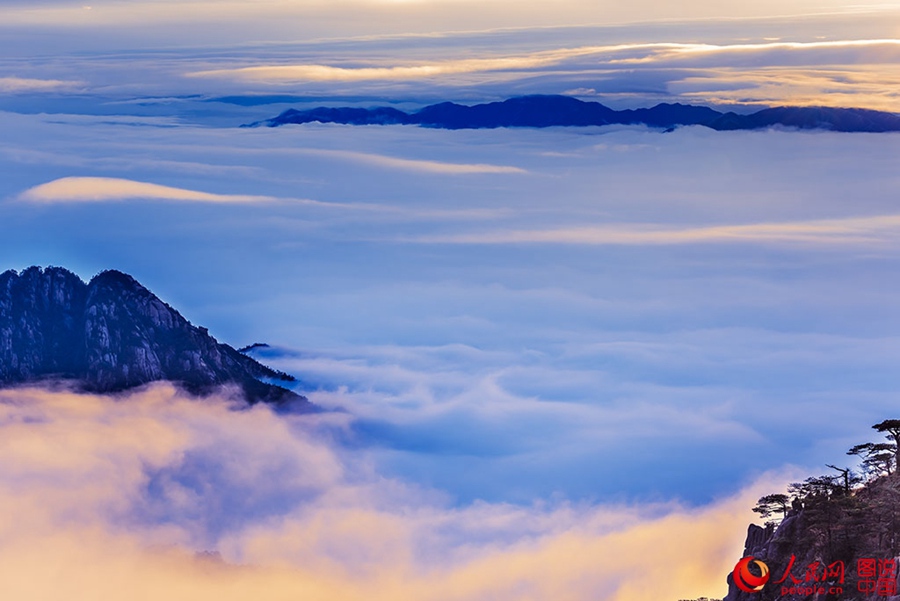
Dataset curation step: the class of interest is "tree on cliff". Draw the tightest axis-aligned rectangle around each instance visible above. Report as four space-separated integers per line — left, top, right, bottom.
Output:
787 474 844 500
751 493 790 525
726 420 900 601
873 419 900 474
729 418 900 600
848 442 894 478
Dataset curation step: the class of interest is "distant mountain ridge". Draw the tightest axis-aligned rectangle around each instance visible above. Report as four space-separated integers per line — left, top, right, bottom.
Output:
0 266 307 407
247 95 900 133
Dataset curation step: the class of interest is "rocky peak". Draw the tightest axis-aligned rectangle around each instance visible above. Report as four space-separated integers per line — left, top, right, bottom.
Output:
0 266 307 407
724 474 900 601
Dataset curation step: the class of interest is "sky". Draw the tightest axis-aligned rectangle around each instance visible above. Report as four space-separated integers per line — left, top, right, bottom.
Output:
1 1 899 600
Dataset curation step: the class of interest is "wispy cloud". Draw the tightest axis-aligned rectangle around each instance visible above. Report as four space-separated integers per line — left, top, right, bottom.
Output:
670 66 900 110
607 39 900 110
180 37 900 110
13 175 516 221
191 59 545 83
186 46 619 83
0 76 81 93
610 38 900 64
17 177 278 204
295 148 526 174
183 39 900 85
409 214 900 246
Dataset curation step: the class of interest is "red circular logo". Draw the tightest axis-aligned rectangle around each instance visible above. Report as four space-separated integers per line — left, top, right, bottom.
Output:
733 556 770 593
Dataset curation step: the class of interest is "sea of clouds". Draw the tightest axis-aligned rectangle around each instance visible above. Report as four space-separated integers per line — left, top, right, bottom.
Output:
2 111 898 513
0 384 789 601
0 8 899 597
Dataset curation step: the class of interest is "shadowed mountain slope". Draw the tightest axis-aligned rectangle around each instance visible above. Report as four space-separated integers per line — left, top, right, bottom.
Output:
0 266 307 407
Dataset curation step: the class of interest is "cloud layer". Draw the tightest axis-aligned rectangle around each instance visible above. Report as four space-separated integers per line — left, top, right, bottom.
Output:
1 0 898 34
3 11 900 111
0 3 898 599
180 38 900 110
1 112 898 509
0 384 783 601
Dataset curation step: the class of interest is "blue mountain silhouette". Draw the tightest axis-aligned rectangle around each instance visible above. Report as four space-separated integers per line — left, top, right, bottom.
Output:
247 94 900 133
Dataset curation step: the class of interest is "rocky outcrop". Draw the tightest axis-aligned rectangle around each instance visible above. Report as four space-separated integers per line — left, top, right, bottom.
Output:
0 266 307 407
724 477 900 601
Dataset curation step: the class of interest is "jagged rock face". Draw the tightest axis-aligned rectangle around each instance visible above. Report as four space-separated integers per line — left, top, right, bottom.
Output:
0 266 305 406
725 478 900 601
725 510 861 601
724 521 795 601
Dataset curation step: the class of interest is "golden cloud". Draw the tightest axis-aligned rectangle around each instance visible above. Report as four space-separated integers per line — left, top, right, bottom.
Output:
0 76 82 93
295 149 526 174
412 214 900 246
183 38 900 111
186 47 606 83
0 384 789 601
17 177 277 203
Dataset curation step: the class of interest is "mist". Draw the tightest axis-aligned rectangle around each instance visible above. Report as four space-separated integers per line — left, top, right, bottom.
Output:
0 384 792 601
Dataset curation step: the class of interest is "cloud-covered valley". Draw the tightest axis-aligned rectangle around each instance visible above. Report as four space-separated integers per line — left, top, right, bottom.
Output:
0 384 791 601
0 3 898 597
0 112 897 516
